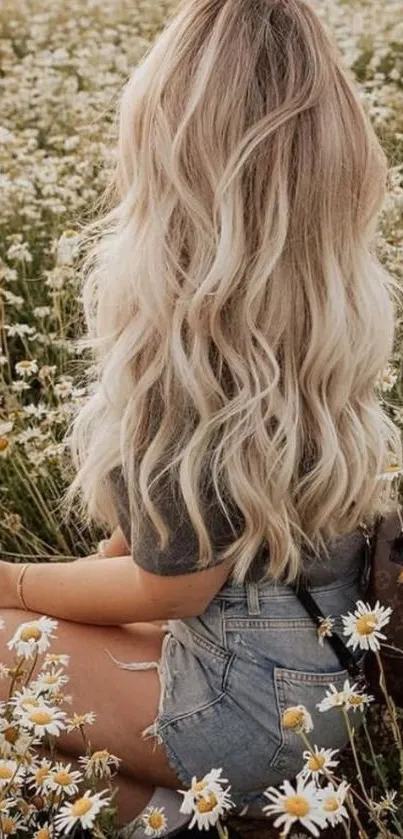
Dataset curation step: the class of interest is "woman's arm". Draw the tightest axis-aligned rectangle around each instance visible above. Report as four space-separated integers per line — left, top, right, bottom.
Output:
1 554 232 625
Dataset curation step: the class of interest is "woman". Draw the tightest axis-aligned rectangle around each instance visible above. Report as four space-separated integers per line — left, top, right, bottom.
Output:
0 0 401 831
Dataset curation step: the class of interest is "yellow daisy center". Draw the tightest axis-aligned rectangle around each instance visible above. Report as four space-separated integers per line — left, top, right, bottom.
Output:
193 780 206 792
20 626 42 642
30 710 52 725
44 675 59 684
72 798 93 817
197 794 218 813
284 796 310 817
0 767 12 780
283 709 304 729
35 767 49 784
91 749 109 761
356 614 376 636
0 439 9 452
22 698 40 710
2 816 16 832
53 770 73 786
307 753 326 771
36 829 51 839
3 726 18 744
148 812 165 829
349 695 364 706
323 797 339 813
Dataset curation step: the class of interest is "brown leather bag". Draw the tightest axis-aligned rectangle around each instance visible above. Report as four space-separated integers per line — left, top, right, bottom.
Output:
362 507 403 706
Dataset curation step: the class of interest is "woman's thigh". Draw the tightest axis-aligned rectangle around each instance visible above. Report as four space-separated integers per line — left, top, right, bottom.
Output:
0 608 181 788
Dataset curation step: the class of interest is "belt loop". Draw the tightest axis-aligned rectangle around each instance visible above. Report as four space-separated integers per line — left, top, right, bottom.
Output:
246 581 261 616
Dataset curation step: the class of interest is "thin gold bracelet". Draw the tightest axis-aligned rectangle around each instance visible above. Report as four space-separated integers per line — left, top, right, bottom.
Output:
17 565 30 611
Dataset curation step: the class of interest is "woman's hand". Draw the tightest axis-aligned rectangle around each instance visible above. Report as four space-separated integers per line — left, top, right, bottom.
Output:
76 526 130 562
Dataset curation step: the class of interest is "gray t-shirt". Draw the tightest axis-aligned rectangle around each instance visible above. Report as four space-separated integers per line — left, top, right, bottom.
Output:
108 467 366 586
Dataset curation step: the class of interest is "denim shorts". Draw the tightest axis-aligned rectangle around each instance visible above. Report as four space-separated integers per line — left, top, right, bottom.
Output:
118 557 365 815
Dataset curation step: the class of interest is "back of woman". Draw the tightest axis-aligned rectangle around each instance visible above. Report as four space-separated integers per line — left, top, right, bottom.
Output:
64 0 403 823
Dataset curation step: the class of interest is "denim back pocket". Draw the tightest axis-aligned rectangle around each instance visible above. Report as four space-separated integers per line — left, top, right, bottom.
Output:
270 665 357 777
158 621 234 727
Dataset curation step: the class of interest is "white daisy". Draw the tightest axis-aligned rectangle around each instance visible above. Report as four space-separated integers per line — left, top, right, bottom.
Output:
44 761 82 797
317 679 358 713
142 806 168 836
27 758 54 793
298 747 339 781
263 777 327 837
7 617 58 659
179 768 230 814
0 759 26 790
66 711 96 732
15 359 38 378
42 653 70 669
282 705 314 734
317 617 335 647
342 600 392 652
0 718 36 760
345 689 374 713
378 367 398 392
0 812 28 834
54 789 111 832
317 781 349 826
187 786 234 830
9 730 38 763
19 704 66 738
32 823 53 839
371 790 398 815
11 687 43 717
32 667 69 696
78 749 121 780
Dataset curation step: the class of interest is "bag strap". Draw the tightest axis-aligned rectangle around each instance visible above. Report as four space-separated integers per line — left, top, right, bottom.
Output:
289 579 363 681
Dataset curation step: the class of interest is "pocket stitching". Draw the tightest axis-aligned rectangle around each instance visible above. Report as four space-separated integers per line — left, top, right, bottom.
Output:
269 665 350 773
158 691 227 731
225 618 344 631
276 665 350 685
187 626 229 661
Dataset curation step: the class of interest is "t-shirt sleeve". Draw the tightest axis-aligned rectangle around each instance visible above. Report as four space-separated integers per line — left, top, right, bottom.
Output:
108 467 244 576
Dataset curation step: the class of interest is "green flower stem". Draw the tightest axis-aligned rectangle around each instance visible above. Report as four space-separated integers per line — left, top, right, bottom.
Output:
23 649 39 687
299 729 370 838
375 651 403 753
7 656 25 704
216 820 229 839
342 819 352 839
342 709 371 806
342 709 392 837
361 716 403 837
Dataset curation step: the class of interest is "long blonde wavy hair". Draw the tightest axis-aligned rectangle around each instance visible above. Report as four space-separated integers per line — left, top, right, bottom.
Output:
66 0 402 583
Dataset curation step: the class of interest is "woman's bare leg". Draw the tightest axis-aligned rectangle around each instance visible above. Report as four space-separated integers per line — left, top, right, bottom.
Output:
0 608 183 824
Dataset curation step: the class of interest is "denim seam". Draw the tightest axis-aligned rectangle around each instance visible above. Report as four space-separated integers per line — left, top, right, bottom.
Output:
222 652 236 693
158 691 227 730
220 599 227 651
224 617 343 631
268 666 285 770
